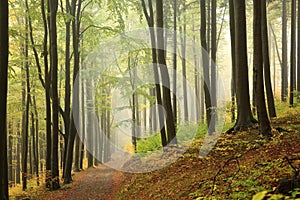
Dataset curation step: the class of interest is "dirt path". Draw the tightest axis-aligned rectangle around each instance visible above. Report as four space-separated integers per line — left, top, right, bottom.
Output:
39 166 125 200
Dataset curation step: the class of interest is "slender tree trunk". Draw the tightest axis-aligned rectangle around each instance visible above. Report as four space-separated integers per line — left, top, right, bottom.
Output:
201 0 213 131
41 0 52 188
141 0 167 147
22 10 30 190
49 0 60 190
229 0 236 122
156 0 177 145
261 0 276 118
253 0 272 137
192 15 200 122
80 68 86 170
33 96 39 186
8 121 13 187
298 0 300 101
207 0 211 56
74 134 81 171
290 0 296 107
282 0 288 102
64 0 82 184
230 0 256 132
210 0 217 131
179 5 189 122
62 0 71 176
172 0 177 125
0 0 9 198
16 121 21 184
86 77 94 167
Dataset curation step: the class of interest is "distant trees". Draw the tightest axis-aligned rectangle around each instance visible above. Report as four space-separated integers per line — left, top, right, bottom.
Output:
3 0 300 195
0 0 9 199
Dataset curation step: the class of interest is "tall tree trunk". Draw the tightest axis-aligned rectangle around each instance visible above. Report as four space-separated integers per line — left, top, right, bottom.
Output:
282 0 288 102
290 0 296 107
229 0 236 122
261 0 276 118
8 121 13 187
207 0 211 56
201 0 213 131
156 0 177 145
33 96 39 186
86 77 94 167
22 10 30 190
0 0 9 198
180 5 189 122
210 0 217 132
141 0 167 147
172 0 177 125
49 0 60 190
41 0 52 188
298 0 300 101
192 15 200 122
64 0 82 184
230 0 256 132
62 0 71 176
253 0 272 137
16 121 21 184
80 68 86 170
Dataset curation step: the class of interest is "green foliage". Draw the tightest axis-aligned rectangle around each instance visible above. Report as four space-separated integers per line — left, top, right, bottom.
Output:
136 133 162 153
136 123 208 153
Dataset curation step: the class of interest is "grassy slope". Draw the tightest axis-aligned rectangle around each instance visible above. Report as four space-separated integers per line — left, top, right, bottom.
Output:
115 104 300 200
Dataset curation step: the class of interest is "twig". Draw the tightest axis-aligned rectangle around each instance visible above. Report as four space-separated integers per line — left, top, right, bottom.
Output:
211 156 241 196
284 156 299 178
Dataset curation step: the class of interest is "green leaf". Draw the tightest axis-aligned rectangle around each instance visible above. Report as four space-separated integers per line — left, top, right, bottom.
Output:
252 191 268 200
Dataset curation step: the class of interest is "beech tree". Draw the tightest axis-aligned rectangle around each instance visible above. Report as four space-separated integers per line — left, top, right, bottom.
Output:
49 0 60 190
229 0 256 132
253 0 272 137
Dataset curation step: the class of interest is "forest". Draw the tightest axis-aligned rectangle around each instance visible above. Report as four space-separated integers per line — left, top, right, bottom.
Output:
0 0 300 199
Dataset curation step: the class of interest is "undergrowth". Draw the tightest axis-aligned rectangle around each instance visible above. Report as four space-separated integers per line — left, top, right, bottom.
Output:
115 102 300 199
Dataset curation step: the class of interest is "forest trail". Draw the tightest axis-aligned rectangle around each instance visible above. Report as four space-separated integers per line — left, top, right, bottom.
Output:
38 166 125 200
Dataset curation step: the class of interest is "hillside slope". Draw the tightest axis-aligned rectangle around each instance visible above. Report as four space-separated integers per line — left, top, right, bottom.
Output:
115 109 300 199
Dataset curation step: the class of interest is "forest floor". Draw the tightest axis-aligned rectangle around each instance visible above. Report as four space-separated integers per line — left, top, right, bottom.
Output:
10 104 300 200
11 166 126 200
114 106 300 199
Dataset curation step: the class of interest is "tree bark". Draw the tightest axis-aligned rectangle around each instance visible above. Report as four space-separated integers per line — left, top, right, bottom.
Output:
180 5 189 122
229 0 236 122
0 0 9 198
201 0 213 131
41 0 52 188
210 0 217 132
22 9 30 190
156 0 177 145
282 0 288 102
141 0 168 147
261 0 276 118
230 0 256 132
49 0 60 190
172 0 177 125
64 0 82 184
8 121 13 187
290 0 296 107
253 0 272 137
62 0 71 176
298 0 300 101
